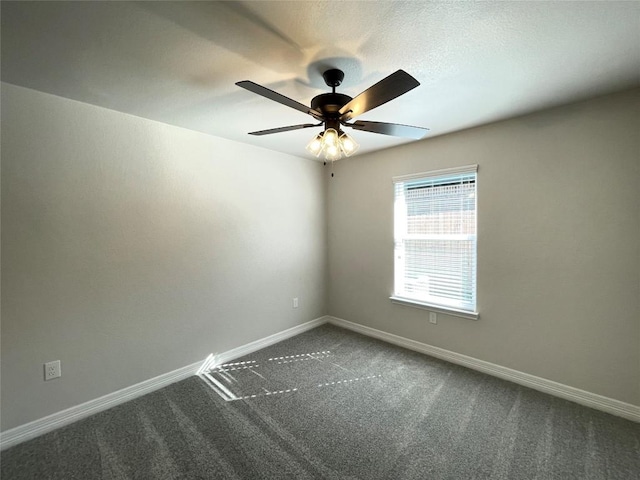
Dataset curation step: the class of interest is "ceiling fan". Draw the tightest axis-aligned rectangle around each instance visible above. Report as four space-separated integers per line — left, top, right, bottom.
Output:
236 68 429 162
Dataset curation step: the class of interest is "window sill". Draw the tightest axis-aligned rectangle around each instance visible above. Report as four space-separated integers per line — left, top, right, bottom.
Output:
389 296 479 320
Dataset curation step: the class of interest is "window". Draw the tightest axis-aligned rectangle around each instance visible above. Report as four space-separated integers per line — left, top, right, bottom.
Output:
391 165 478 319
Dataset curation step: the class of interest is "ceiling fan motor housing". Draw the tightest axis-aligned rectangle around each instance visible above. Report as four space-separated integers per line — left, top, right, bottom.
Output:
311 93 352 131
312 68 352 131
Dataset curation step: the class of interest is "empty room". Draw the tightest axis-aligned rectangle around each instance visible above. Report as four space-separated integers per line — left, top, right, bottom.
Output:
1 1 639 479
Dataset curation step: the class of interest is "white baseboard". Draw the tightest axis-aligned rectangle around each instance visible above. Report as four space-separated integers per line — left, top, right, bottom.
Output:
3 314 636 451
0 316 328 451
208 316 328 368
327 316 640 423
0 360 202 451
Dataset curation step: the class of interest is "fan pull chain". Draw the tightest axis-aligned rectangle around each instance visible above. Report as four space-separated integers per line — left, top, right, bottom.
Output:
331 159 334 177
323 160 335 177
323 160 335 178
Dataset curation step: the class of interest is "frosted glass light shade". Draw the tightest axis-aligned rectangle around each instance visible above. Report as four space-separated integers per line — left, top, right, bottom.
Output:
306 133 323 157
324 143 342 161
322 128 339 147
339 132 359 156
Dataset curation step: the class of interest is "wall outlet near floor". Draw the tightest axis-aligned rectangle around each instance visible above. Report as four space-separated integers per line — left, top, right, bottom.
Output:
44 360 61 381
293 297 299 308
429 312 437 324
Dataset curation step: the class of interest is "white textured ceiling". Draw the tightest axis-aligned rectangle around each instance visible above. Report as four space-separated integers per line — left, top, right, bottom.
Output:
2 1 639 159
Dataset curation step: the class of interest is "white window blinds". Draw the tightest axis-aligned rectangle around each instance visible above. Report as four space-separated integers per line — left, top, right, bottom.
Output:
393 165 477 314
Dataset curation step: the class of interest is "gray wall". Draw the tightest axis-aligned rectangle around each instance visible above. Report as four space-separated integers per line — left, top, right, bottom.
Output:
2 83 638 433
327 89 640 406
1 83 327 431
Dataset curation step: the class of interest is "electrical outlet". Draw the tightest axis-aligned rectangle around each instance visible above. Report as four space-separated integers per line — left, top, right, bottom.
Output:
293 297 299 308
429 312 437 324
44 360 61 381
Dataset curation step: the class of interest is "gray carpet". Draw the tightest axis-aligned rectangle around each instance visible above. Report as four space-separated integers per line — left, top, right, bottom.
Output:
2 324 639 479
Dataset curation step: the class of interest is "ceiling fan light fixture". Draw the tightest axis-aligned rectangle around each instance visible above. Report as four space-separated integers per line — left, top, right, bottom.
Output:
339 131 359 156
324 142 342 161
306 128 358 161
305 132 324 157
322 128 339 148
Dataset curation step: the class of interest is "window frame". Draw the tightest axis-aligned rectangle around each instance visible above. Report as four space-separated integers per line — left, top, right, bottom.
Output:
390 165 479 320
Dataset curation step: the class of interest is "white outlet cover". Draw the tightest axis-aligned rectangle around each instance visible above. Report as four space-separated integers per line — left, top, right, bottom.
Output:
44 360 61 381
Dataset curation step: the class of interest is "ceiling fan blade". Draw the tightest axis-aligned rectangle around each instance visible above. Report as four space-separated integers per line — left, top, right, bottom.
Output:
248 123 321 136
347 120 429 139
338 70 420 121
236 81 323 119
